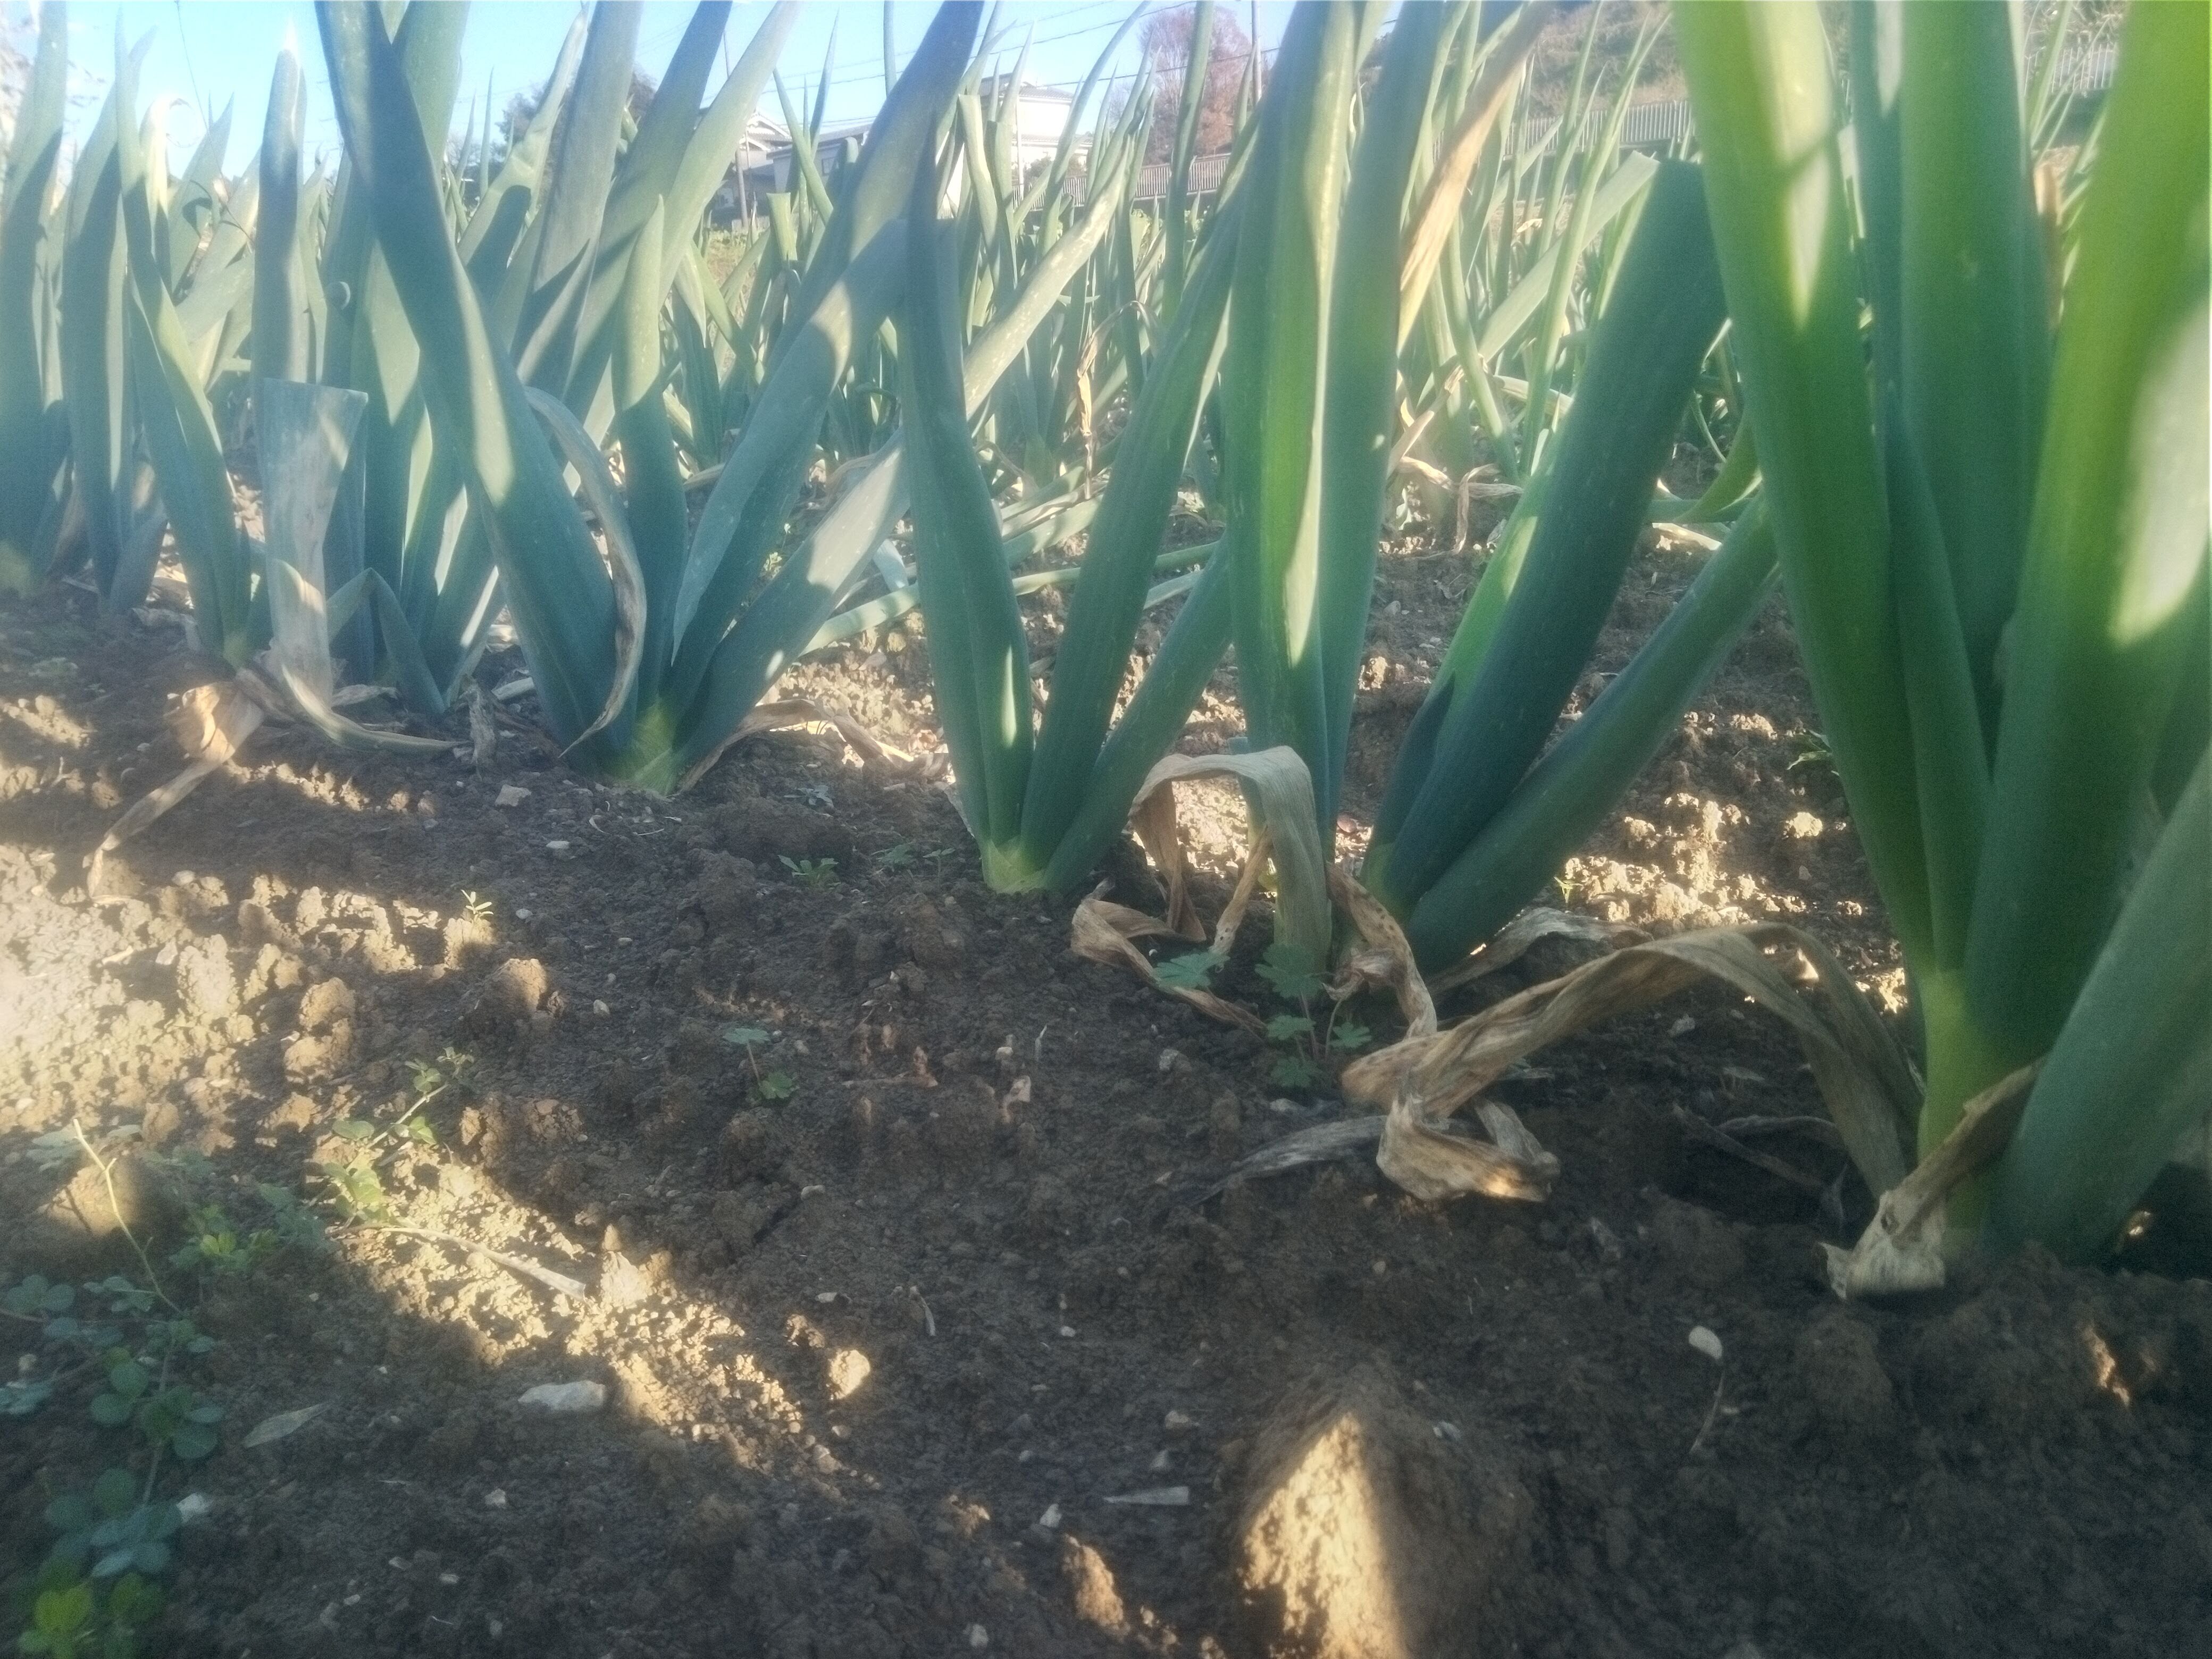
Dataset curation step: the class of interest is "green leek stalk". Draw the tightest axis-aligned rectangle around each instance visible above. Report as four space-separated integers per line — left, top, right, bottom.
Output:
59 47 140 609
252 31 310 386
899 78 1259 894
1403 506 1779 966
115 33 254 665
319 0 618 744
1163 1 1217 315
1679 0 2208 1250
1217 3 1364 848
1219 0 1442 853
1367 160 1727 914
0 1 68 594
901 161 1035 883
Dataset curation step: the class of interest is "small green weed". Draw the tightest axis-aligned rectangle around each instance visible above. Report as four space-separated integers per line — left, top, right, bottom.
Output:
1153 951 1220 992
5 1136 324 1655
1256 942 1372 1092
722 1024 796 1101
1254 941 1327 1003
1786 727 1836 776
15 1561 165 1657
308 1049 473 1223
780 856 839 891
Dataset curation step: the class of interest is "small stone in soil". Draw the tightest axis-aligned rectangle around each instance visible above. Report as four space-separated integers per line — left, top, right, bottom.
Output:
518 1380 607 1413
827 1349 872 1400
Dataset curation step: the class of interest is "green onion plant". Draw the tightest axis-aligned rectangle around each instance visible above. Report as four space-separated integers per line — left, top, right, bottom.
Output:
1677 0 2207 1258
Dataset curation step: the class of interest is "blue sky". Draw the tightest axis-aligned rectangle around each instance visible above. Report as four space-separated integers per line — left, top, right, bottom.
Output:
38 2 1291 174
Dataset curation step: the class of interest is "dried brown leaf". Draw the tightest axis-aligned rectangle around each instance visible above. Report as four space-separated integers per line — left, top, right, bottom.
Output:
1069 886 1267 1036
1822 1062 2039 1299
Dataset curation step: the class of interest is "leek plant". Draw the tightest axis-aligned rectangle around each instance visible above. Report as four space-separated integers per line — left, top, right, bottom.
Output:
316 0 1121 789
1677 0 2208 1259
1200 0 1774 970
0 0 67 596
911 0 1778 967
306 1 802 724
1394 1 1669 496
899 81 1243 894
1217 0 1440 855
38 13 266 622
114 33 258 666
1361 157 1770 968
56 31 159 616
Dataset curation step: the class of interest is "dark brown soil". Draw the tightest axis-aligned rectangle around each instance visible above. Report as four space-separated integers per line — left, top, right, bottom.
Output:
4 551 2208 1659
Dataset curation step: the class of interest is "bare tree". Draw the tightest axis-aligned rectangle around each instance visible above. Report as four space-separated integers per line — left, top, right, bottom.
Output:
0 3 33 152
1135 4 1252 165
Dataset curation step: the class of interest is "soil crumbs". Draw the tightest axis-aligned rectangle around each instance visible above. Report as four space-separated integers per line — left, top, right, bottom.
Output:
4 554 2209 1659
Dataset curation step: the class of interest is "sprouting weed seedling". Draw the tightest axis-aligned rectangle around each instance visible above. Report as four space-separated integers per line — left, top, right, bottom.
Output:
1253 941 1372 1090
1254 941 1327 1004
170 1186 323 1277
1153 951 1220 992
3 1274 214 1436
89 1360 223 1462
24 1127 82 1174
722 1024 771 1079
321 1051 475 1201
1554 872 1583 908
38 1462 185 1655
1786 727 1836 776
52 1473 183 1578
874 841 916 871
4 1261 223 1657
18 1562 167 1658
1329 1019 1372 1055
722 1025 796 1101
461 890 494 925
3 1139 249 1659
169 1206 250 1278
312 1158 393 1225
781 855 839 891
255 1182 329 1252
395 1046 474 1147
1264 1011 1323 1089
307 1102 411 1225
